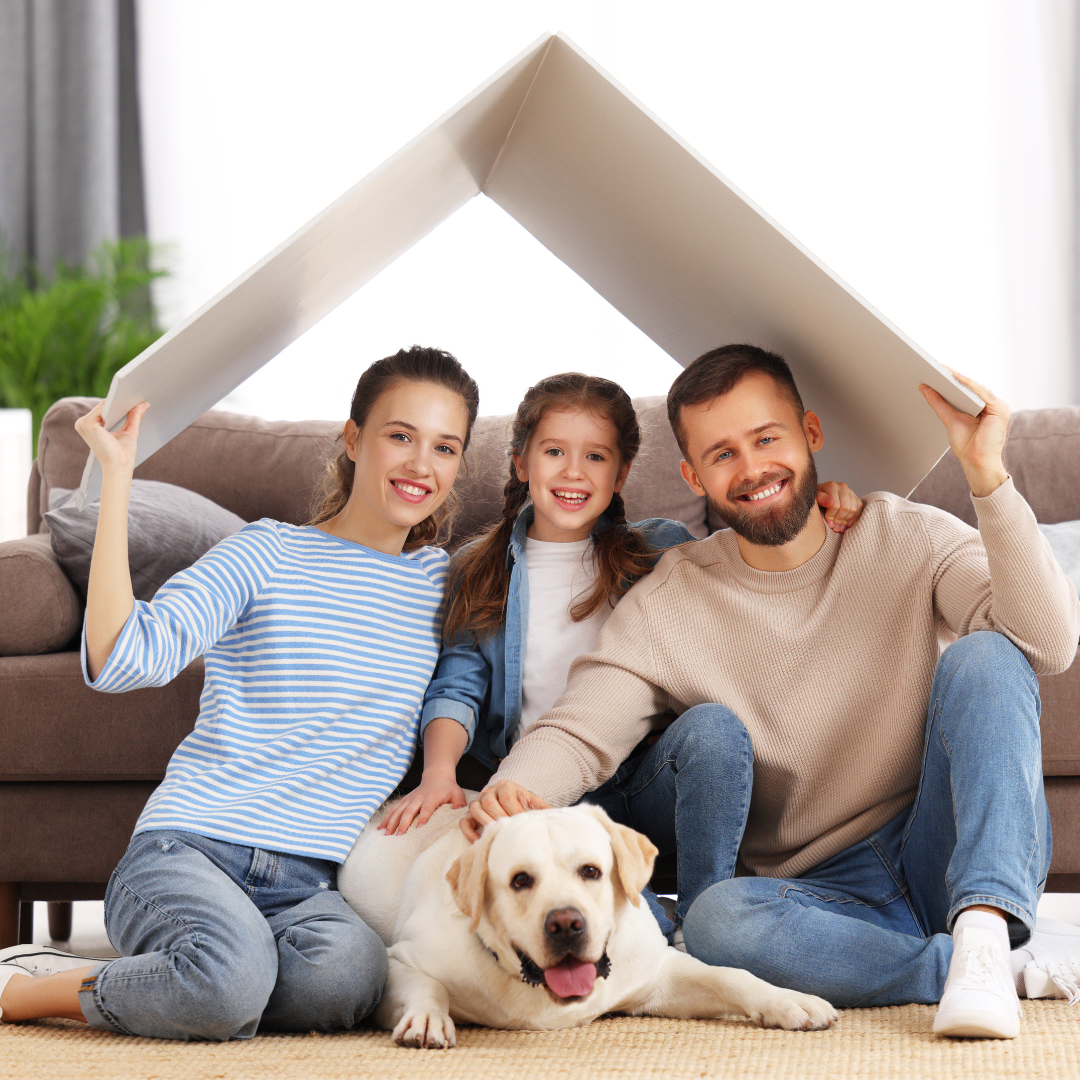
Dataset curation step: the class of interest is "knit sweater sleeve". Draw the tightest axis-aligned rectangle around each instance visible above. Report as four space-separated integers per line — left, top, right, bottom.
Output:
491 582 671 806
924 478 1080 674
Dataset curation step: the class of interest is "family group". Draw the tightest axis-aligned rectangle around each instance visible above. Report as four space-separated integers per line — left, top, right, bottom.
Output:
1 341 1077 1043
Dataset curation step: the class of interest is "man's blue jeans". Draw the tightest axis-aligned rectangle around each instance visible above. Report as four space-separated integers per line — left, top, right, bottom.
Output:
78 830 388 1040
590 632 1051 1006
580 693 756 936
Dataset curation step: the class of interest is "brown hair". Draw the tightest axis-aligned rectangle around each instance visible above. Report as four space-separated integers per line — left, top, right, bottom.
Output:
667 343 805 458
308 345 480 550
442 373 655 643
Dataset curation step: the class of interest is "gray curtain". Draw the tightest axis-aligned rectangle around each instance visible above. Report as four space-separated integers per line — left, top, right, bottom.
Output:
0 0 145 271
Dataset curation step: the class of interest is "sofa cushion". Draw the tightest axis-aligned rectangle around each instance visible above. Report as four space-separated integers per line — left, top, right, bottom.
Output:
622 398 709 537
36 397 337 529
0 534 82 656
909 407 1080 527
0 651 202 781
45 480 246 601
36 396 707 544
0 781 162 882
1039 520 1080 596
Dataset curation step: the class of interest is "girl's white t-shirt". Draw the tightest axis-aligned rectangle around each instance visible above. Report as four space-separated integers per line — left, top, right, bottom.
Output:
515 536 612 747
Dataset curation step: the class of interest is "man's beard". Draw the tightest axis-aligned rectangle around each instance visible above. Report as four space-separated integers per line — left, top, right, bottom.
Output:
707 456 820 547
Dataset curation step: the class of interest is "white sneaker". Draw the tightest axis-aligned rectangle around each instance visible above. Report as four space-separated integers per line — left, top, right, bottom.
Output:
1017 918 1080 1004
0 944 111 977
933 926 1021 1039
672 928 687 954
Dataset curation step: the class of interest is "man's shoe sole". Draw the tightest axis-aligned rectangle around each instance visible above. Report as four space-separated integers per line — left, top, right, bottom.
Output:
933 1009 1020 1039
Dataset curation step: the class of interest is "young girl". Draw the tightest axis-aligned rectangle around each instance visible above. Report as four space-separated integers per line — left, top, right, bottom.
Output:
380 373 861 933
0 346 480 1040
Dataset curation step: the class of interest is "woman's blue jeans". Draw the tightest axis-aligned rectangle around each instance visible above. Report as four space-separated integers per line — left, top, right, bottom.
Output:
590 631 1051 1006
78 830 388 1040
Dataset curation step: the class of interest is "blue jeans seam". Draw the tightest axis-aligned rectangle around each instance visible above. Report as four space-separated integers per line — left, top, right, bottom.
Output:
622 754 677 799
780 883 907 909
112 874 202 943
864 836 906 894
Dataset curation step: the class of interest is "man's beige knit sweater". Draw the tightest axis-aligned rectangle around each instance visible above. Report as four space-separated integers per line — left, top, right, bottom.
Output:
493 480 1080 879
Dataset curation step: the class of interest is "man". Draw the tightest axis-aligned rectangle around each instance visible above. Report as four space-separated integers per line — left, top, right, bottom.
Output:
462 343 1080 1039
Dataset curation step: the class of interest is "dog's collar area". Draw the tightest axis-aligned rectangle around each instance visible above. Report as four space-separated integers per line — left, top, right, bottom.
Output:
477 936 499 965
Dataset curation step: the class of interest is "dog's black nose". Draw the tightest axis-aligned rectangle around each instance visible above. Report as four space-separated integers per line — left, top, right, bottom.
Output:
545 907 586 940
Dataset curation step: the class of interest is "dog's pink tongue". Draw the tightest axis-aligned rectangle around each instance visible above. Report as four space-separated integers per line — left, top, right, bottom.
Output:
543 958 597 998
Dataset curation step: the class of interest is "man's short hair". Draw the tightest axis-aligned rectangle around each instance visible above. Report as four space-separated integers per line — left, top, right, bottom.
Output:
666 343 806 458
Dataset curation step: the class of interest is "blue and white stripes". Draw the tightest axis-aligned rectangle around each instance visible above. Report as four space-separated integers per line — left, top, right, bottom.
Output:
83 519 449 862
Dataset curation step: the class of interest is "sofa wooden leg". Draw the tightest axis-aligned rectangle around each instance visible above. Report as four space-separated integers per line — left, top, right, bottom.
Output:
18 902 33 944
47 901 73 942
0 884 18 949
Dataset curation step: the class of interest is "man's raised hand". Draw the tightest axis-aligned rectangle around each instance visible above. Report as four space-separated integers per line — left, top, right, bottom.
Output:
459 781 551 843
919 372 1010 498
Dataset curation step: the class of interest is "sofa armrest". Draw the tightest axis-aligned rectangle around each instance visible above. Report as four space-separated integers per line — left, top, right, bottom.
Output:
0 534 82 656
27 458 42 535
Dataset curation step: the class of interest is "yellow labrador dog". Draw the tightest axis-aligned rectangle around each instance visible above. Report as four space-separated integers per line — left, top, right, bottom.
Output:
338 799 837 1047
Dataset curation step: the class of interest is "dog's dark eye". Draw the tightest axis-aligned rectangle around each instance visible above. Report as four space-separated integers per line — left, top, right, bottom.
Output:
511 872 534 891
580 865 602 880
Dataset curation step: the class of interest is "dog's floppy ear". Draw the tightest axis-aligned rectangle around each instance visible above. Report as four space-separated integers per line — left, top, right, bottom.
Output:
583 805 657 907
446 825 497 933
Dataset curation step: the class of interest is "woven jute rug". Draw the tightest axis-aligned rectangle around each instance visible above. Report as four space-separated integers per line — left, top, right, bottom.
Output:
1 1003 1078 1080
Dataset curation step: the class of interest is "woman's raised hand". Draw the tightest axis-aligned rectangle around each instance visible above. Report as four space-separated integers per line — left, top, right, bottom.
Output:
74 400 149 475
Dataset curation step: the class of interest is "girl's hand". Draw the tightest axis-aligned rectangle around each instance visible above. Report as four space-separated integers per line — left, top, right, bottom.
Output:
460 781 550 842
380 773 467 836
816 481 864 533
74 400 149 476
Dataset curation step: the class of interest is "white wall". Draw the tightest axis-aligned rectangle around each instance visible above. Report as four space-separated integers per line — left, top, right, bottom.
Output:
0 409 32 542
135 0 1076 422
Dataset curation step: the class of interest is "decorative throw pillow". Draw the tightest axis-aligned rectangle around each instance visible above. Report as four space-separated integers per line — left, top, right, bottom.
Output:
1039 520 1080 597
45 480 247 601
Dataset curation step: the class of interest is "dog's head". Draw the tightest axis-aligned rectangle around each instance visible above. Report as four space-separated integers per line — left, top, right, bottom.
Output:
446 805 657 1004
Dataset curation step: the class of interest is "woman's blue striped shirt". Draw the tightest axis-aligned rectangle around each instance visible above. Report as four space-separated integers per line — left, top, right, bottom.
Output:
82 519 449 863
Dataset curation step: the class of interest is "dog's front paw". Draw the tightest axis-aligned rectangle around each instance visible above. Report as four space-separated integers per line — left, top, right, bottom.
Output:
392 1009 457 1049
753 989 838 1031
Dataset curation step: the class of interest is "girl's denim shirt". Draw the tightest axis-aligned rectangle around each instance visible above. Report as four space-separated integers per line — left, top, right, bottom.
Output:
420 506 696 769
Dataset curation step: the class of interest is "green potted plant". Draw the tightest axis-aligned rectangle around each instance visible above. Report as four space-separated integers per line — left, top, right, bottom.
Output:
0 237 167 454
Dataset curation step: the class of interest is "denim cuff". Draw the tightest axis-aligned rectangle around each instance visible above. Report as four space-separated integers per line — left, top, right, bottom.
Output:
77 960 130 1035
947 895 1035 938
419 698 475 751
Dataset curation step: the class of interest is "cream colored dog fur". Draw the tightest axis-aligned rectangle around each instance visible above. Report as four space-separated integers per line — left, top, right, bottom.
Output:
338 799 837 1047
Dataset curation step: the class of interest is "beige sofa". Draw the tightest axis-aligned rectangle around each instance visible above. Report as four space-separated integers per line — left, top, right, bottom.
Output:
2 397 1078 948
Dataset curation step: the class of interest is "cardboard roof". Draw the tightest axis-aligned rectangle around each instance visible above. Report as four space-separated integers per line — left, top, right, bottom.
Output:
78 31 980 507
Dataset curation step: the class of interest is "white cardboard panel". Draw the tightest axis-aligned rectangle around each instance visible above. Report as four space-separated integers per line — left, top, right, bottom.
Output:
484 35 979 497
77 36 552 505
79 31 979 507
